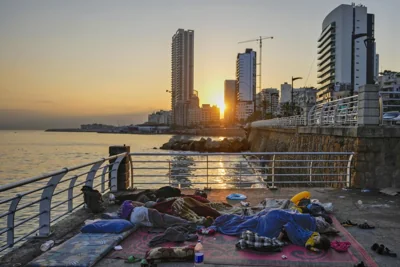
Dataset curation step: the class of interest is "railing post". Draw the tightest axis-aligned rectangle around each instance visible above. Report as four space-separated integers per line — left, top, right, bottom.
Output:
110 154 127 193
206 155 209 189
38 171 67 237
85 160 105 188
7 194 22 247
239 161 242 186
101 165 108 193
271 154 276 189
128 154 134 189
379 93 383 125
168 159 171 186
307 104 316 126
309 161 313 184
346 153 354 188
67 175 78 212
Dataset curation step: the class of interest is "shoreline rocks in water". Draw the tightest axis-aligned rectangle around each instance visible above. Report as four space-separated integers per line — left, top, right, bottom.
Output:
160 137 250 152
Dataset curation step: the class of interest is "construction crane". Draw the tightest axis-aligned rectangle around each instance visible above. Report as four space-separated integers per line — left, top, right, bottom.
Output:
238 36 274 92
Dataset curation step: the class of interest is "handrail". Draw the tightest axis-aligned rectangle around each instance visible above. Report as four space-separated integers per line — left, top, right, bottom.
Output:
0 154 123 193
0 151 355 255
0 152 128 254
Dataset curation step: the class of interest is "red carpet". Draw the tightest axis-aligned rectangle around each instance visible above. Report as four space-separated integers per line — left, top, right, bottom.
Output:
107 216 377 266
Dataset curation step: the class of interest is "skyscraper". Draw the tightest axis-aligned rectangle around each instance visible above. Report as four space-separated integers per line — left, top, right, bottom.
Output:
317 3 376 103
224 80 236 125
171 29 194 126
236 49 256 122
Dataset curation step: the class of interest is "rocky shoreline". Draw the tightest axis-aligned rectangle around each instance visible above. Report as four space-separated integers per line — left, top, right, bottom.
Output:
160 137 250 152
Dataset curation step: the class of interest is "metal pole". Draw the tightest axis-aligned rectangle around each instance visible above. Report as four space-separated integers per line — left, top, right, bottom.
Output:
259 37 262 93
309 161 313 184
206 155 209 189
291 77 294 115
271 154 275 188
346 154 354 188
168 160 171 186
239 161 242 186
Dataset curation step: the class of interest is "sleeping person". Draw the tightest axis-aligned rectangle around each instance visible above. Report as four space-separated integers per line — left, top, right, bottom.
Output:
209 209 333 251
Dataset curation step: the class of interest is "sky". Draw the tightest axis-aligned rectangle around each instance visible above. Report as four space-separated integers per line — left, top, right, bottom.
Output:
0 0 399 129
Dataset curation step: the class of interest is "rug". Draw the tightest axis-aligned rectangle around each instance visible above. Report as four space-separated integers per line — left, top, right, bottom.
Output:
107 217 377 267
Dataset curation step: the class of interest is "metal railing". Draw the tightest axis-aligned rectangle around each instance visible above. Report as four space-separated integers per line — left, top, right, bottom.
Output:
0 151 354 255
129 152 354 189
379 91 400 125
308 95 358 126
251 115 306 128
0 152 127 254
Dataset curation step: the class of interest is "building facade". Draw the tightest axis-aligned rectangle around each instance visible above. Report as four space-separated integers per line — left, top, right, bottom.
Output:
257 88 280 116
148 110 171 125
280 82 292 104
188 104 220 126
293 88 318 115
224 80 236 125
236 48 256 121
377 70 400 91
236 101 254 122
317 4 377 103
171 29 194 126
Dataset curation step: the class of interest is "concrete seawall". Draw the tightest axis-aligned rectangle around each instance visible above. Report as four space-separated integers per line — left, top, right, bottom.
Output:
248 125 400 189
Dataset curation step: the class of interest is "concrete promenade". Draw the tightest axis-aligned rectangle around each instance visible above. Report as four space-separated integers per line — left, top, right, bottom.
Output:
2 188 400 267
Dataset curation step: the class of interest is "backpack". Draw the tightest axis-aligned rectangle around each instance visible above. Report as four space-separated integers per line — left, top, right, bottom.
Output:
81 186 105 213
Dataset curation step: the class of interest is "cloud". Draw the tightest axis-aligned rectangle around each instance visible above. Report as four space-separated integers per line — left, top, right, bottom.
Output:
0 109 149 130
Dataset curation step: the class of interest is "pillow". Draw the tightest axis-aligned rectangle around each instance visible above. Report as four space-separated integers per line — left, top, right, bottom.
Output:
81 219 134 234
145 246 194 262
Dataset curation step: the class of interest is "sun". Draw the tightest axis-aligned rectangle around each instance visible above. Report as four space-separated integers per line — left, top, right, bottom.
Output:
215 98 225 118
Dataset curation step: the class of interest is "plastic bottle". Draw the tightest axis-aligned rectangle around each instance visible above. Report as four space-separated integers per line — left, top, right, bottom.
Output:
194 240 204 265
40 240 55 252
109 193 115 204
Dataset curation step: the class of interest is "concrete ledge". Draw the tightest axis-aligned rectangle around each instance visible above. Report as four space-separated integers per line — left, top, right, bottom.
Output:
296 126 400 138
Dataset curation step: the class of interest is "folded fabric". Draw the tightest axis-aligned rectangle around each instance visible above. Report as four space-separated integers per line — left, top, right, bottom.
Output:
197 228 216 235
331 240 351 252
145 246 194 262
236 230 285 252
81 219 134 234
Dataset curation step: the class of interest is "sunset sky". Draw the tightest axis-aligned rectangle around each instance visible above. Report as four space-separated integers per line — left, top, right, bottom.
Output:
1 0 399 129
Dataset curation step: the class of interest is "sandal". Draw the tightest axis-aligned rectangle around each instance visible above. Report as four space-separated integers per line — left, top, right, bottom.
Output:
358 222 375 229
341 220 358 227
374 244 397 257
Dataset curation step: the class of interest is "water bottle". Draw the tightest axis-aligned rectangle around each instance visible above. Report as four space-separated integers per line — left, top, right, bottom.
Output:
40 240 55 252
194 240 204 265
109 193 116 204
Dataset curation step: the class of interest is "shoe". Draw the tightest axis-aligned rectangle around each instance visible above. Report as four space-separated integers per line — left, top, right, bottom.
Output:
358 222 375 229
354 261 365 267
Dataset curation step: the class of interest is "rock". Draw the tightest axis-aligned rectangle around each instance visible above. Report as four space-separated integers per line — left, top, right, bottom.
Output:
153 147 157 149
159 137 251 152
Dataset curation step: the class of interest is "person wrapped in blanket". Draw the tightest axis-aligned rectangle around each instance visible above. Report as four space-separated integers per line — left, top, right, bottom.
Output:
209 209 333 252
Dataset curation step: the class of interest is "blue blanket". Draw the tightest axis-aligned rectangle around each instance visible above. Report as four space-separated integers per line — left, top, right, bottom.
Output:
210 210 316 240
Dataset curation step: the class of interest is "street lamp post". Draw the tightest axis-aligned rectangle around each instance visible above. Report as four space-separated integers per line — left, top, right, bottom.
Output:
291 76 302 115
350 33 375 96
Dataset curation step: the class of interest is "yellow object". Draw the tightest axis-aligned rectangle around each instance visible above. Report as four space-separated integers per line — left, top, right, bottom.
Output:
305 232 319 252
290 191 311 205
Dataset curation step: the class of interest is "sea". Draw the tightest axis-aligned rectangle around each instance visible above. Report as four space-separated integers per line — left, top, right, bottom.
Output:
0 130 262 252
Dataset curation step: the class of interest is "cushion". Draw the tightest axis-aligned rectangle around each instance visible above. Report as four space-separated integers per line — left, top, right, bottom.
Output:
81 219 133 234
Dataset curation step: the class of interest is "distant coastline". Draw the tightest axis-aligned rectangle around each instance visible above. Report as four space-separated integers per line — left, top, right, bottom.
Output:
45 128 245 137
